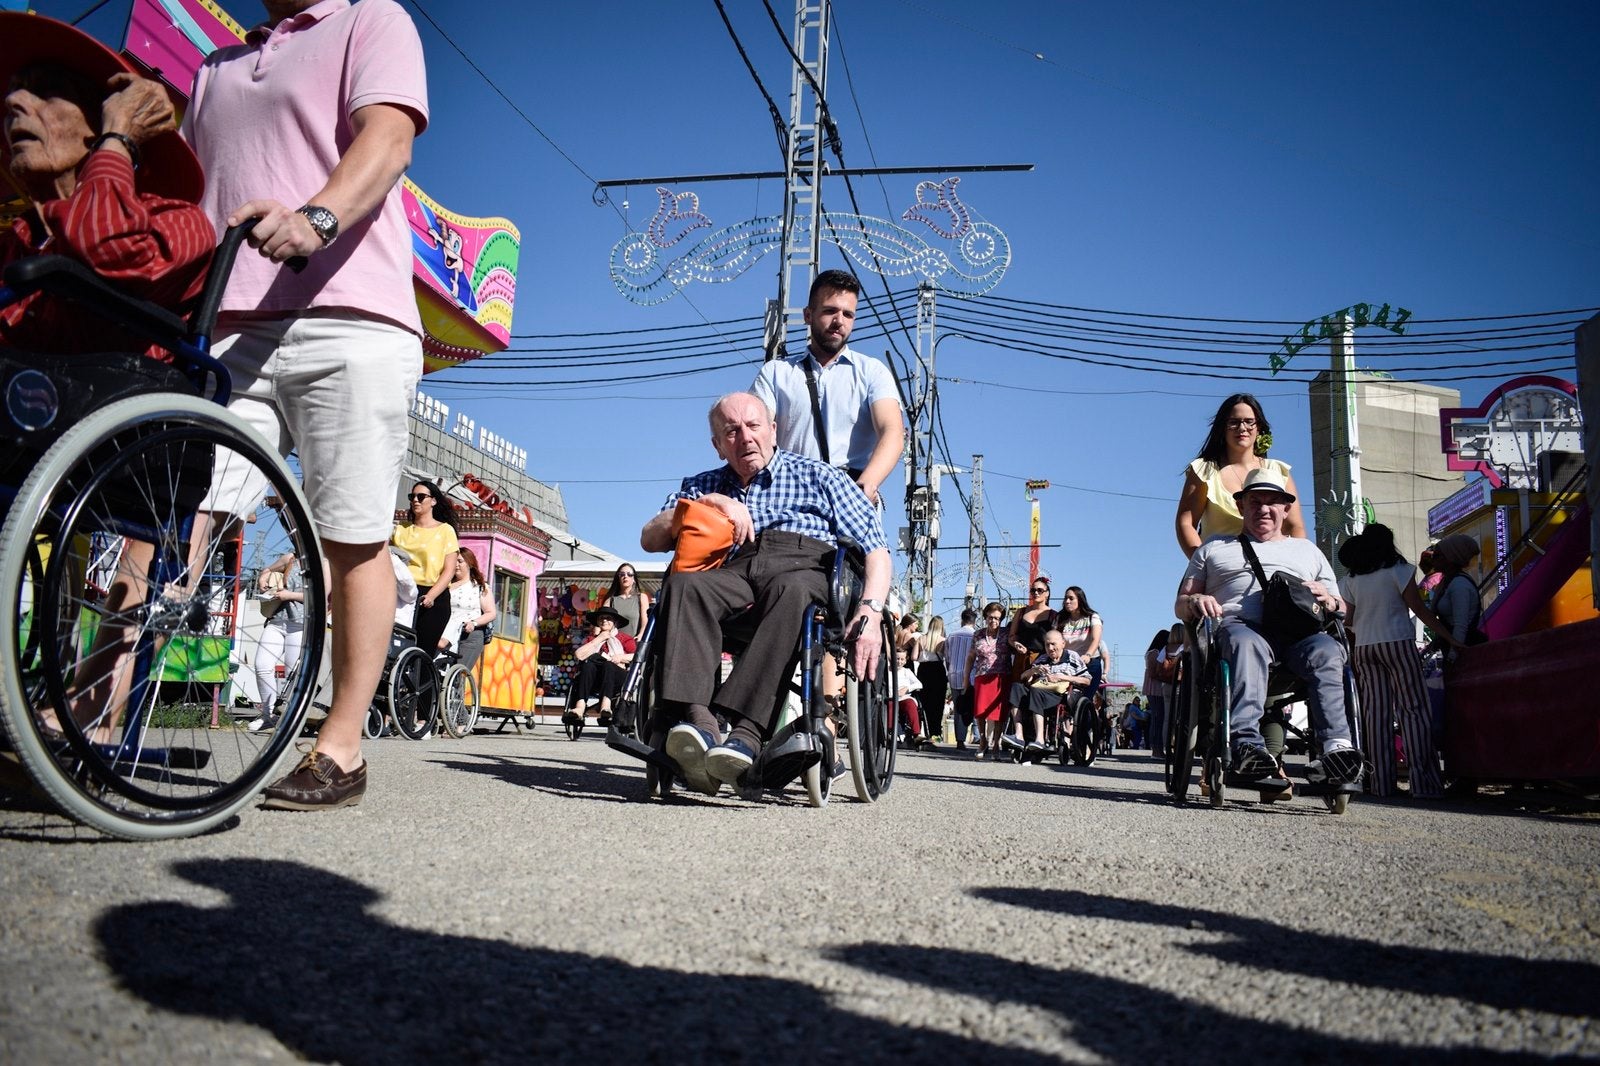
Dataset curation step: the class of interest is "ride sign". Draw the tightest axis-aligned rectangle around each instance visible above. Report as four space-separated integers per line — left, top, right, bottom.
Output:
1271 302 1412 373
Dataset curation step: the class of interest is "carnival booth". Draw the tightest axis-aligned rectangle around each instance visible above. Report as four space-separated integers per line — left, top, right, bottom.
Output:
446 510 551 728
535 561 666 715
1431 373 1598 781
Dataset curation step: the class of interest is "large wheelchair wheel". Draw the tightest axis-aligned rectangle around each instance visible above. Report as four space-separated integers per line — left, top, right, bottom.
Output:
1168 625 1204 804
1069 695 1098 766
438 663 479 738
0 394 325 840
387 646 437 740
845 614 898 803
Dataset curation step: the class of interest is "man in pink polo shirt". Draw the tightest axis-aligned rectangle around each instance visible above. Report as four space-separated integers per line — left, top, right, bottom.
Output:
181 0 428 810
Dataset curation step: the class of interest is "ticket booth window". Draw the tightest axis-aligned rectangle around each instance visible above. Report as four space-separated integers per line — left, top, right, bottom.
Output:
495 570 527 642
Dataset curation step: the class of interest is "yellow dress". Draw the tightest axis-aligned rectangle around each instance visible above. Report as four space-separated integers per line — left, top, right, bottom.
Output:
1187 457 1292 538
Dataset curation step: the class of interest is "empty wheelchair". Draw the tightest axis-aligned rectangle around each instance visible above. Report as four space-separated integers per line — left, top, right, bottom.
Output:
0 224 327 840
607 544 898 807
1168 617 1363 813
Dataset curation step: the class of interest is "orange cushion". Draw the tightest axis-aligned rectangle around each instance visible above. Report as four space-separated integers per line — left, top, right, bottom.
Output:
670 498 736 572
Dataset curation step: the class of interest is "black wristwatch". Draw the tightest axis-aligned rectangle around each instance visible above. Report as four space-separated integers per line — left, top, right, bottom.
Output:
296 204 339 248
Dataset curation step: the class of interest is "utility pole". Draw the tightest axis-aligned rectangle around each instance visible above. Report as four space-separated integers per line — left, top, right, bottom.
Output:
900 282 939 619
763 0 830 363
1329 313 1365 577
966 453 984 611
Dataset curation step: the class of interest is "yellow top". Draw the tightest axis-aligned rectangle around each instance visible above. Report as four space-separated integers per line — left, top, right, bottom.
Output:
1188 457 1292 539
391 522 460 586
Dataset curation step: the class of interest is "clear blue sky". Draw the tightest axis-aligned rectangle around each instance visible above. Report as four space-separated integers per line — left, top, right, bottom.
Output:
52 0 1600 678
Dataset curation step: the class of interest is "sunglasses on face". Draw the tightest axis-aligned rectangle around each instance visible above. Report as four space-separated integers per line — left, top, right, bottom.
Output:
408 493 433 502
1227 418 1258 429
1031 587 1048 595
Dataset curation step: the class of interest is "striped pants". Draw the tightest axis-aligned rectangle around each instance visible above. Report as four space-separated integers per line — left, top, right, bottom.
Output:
1351 639 1444 799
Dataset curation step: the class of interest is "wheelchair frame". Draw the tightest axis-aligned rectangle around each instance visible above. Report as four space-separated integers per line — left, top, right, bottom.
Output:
0 224 329 839
606 544 899 807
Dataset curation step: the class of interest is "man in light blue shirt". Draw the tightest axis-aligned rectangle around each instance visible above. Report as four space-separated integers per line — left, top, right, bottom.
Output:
751 270 905 507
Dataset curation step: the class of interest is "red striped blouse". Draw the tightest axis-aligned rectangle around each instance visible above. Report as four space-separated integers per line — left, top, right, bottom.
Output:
1 149 214 359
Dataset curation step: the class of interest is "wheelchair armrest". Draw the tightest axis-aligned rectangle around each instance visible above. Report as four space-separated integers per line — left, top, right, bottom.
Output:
828 540 868 623
3 255 188 347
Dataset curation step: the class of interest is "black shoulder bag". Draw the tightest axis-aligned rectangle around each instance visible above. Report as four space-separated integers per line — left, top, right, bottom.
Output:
1238 535 1330 644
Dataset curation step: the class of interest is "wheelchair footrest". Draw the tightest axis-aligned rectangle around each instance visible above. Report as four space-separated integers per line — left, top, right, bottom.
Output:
1229 770 1290 791
605 727 678 777
1296 780 1361 797
90 744 212 770
758 731 821 790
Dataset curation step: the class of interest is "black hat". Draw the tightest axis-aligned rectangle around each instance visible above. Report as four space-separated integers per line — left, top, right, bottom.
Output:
585 605 629 629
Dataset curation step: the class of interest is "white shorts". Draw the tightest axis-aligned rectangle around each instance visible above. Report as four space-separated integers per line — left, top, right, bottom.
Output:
200 311 423 544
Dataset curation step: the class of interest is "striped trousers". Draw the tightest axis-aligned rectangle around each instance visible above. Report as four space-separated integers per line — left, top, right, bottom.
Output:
1351 639 1444 799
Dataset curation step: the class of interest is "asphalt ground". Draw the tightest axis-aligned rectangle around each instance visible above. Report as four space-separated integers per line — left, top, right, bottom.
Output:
2 727 1597 1063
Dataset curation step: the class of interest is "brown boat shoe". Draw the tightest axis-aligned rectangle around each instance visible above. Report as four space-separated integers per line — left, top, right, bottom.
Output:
261 749 366 811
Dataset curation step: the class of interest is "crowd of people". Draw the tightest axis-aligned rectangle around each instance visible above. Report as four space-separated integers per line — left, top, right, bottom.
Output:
2 0 1494 818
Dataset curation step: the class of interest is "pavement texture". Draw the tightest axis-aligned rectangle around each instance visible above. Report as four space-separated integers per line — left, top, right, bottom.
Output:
2 728 1597 1064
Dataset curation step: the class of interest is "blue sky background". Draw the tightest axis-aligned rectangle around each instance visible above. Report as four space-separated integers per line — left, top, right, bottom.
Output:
48 0 1600 678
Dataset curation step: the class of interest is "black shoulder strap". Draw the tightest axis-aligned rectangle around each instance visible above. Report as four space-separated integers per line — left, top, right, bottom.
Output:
801 356 831 465
1238 534 1269 590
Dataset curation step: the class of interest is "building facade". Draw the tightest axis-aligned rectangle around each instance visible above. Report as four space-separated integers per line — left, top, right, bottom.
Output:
1308 372 1462 569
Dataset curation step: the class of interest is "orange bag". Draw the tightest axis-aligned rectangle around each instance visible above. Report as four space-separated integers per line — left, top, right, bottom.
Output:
670 498 736 573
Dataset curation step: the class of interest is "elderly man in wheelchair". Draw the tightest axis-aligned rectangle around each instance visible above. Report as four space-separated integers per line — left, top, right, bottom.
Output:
1174 469 1364 794
637 392 892 802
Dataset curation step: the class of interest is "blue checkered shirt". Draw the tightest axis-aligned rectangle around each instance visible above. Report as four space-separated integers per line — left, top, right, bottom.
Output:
662 448 887 559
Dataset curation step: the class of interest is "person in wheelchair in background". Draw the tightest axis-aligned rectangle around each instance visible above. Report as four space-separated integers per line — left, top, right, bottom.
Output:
1173 469 1364 788
639 392 890 795
565 604 636 728
1006 629 1089 762
2 13 212 354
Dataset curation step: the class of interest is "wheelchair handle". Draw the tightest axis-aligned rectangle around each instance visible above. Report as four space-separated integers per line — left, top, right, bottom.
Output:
190 219 306 339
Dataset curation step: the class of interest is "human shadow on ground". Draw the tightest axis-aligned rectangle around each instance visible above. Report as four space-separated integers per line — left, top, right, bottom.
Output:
427 751 645 804
895 769 1165 807
972 886 1599 1020
430 752 816 809
94 858 1049 1065
832 940 1559 1064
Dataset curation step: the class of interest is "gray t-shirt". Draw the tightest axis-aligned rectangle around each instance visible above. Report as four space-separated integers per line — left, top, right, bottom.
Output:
1182 534 1340 625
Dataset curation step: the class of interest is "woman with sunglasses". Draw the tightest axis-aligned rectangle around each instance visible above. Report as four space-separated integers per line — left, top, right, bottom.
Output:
1004 576 1057 751
391 479 460 656
963 603 1012 758
603 563 651 639
1175 394 1307 558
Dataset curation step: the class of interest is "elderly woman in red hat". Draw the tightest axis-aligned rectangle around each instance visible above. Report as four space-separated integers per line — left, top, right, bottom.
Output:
2 14 212 744
1 12 212 356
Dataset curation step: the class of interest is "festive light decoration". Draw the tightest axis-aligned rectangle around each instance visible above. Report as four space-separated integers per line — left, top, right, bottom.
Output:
609 179 1012 306
646 187 713 247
